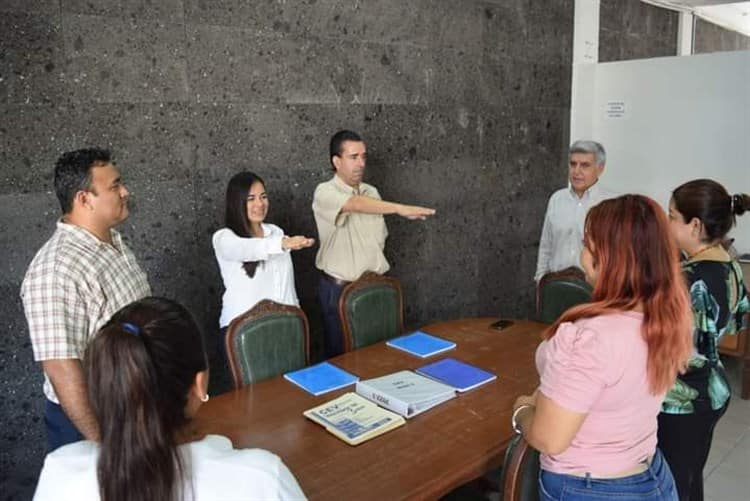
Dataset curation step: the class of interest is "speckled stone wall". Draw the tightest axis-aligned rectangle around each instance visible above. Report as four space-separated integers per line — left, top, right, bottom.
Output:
599 0 678 62
1 1 573 498
694 18 750 54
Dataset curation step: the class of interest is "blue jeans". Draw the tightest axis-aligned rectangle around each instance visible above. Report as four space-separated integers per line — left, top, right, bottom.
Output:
318 275 345 358
45 399 83 451
539 449 678 501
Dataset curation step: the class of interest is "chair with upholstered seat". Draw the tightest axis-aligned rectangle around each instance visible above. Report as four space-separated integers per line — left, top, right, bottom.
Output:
536 267 593 324
225 299 310 389
500 434 540 501
338 272 404 352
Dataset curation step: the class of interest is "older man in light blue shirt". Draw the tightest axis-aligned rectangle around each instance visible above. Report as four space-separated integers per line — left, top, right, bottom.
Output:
535 140 616 281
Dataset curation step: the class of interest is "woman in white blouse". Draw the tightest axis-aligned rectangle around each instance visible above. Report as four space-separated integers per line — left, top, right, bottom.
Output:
213 172 314 362
34 297 306 501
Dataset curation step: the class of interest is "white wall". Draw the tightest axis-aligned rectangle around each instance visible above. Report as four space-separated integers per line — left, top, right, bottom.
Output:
571 50 750 253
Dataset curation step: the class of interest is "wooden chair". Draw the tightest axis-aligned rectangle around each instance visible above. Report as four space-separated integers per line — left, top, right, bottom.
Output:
536 267 592 324
500 434 540 501
338 272 404 352
225 299 310 389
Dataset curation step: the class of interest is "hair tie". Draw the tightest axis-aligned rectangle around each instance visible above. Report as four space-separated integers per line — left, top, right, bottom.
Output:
121 322 141 336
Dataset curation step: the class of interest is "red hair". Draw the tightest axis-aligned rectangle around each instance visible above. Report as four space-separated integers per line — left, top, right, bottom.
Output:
544 195 692 394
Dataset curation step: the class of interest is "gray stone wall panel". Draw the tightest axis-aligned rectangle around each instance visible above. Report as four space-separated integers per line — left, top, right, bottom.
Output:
1 2 582 498
186 25 288 104
62 14 189 103
599 0 678 62
0 12 65 105
694 18 750 53
285 37 363 105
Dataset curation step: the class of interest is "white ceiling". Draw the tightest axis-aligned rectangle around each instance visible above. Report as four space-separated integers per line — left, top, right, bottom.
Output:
643 1 750 36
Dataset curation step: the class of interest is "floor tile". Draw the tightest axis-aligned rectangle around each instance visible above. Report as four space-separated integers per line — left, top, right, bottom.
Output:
704 355 750 499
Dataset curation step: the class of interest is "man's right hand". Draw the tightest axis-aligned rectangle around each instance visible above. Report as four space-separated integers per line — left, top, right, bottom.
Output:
43 359 100 441
397 204 436 220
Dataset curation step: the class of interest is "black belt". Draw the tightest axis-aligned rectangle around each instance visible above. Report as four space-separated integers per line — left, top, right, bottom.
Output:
321 272 351 287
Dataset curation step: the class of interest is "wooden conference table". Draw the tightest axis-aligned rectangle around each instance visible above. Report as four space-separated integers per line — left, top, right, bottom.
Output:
193 318 544 500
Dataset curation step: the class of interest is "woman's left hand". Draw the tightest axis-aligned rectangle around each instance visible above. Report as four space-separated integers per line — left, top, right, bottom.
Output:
513 388 538 412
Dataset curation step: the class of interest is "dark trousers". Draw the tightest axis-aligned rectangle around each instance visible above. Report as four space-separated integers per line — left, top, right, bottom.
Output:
44 399 83 451
657 401 729 501
318 275 345 359
218 325 229 370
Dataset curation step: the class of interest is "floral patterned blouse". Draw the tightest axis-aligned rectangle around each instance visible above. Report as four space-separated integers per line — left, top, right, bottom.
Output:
662 256 749 414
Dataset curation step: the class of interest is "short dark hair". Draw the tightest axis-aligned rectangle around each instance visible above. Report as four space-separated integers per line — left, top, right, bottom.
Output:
329 130 363 169
672 179 749 243
86 296 208 501
54 148 112 214
225 171 265 278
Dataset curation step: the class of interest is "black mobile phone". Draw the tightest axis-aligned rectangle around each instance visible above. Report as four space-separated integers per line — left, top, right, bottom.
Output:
490 319 514 330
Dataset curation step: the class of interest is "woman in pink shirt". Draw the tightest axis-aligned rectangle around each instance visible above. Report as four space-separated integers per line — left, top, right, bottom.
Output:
512 195 693 500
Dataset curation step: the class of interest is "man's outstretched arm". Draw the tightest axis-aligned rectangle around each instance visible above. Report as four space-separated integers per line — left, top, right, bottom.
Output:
342 195 436 220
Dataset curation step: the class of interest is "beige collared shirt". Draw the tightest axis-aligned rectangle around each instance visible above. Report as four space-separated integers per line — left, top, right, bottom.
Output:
312 175 389 281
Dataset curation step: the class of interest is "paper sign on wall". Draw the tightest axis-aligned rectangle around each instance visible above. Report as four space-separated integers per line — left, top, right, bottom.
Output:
605 101 626 119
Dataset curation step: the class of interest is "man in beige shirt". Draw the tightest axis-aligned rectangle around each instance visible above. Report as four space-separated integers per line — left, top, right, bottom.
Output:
313 130 435 357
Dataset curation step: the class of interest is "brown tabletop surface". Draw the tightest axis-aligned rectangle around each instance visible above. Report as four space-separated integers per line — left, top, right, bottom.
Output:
193 317 544 500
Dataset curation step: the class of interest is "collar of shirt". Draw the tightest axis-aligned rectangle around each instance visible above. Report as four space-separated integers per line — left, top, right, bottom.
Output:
567 180 602 202
333 174 370 196
56 219 124 253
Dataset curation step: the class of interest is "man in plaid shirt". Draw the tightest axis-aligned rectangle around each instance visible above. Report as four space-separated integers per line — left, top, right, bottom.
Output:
20 148 151 450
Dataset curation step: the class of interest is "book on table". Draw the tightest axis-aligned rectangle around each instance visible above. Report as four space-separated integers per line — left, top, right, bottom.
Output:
355 370 456 418
385 331 456 358
284 362 358 396
415 357 497 392
303 392 406 446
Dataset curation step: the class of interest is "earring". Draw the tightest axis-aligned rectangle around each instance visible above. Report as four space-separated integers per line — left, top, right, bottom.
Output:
201 393 209 402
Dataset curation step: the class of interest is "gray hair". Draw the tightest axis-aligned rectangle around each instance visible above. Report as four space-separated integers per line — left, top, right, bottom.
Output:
570 140 606 166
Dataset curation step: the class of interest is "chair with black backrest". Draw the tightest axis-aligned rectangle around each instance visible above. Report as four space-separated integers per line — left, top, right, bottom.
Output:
536 266 593 324
338 272 404 352
225 299 310 389
500 434 540 501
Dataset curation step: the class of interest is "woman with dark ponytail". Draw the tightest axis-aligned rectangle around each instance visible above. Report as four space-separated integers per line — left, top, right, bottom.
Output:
34 297 306 500
658 179 749 501
213 172 314 364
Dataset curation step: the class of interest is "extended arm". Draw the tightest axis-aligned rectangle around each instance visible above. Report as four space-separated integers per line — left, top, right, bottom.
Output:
214 229 314 262
43 359 100 441
342 195 435 220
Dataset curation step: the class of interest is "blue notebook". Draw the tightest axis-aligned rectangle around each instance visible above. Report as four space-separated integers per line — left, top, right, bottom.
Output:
284 362 359 396
416 357 496 392
386 331 456 358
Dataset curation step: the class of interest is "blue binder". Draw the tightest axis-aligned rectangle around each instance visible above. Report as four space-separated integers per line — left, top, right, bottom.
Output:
416 357 496 392
284 362 359 396
386 331 456 358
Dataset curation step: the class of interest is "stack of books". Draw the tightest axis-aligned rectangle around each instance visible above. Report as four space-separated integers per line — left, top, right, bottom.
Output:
287 332 497 446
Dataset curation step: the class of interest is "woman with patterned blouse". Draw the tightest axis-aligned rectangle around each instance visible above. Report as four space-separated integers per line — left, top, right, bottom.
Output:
659 179 750 501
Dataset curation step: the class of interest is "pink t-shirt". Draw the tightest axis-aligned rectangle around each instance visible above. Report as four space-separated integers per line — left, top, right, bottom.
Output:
536 311 664 475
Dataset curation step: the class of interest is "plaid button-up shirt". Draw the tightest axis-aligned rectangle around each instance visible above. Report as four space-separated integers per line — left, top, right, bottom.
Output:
20 220 151 403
